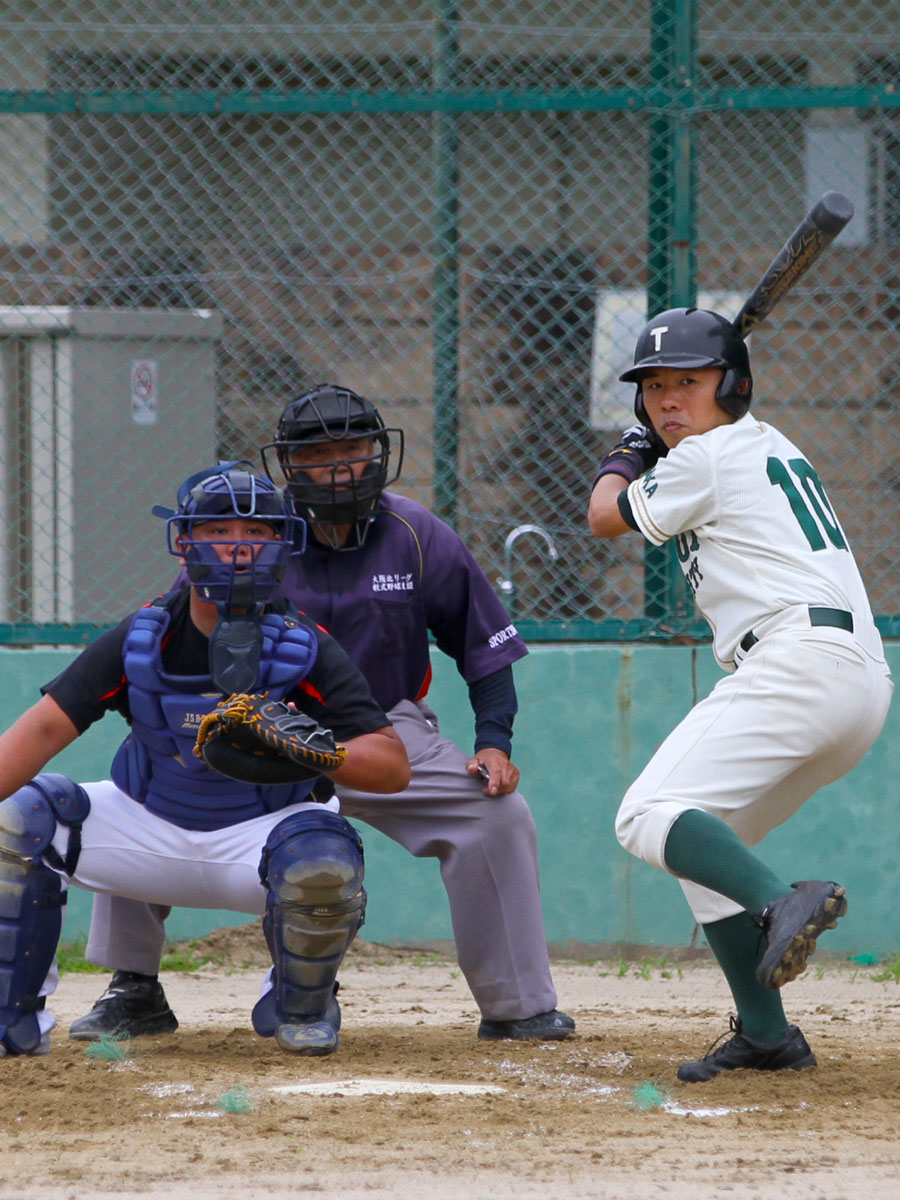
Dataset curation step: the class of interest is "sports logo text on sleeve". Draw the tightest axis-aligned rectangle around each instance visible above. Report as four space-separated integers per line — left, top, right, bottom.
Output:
488 623 519 649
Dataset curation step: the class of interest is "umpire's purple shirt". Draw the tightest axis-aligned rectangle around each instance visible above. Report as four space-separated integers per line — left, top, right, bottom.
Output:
280 492 527 710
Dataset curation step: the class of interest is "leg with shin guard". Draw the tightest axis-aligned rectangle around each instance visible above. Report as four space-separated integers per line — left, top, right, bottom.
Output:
0 775 90 1055
253 809 365 1056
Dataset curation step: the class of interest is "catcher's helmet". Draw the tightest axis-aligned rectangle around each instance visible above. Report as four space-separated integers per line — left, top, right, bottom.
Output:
153 462 304 610
620 307 753 426
260 384 404 549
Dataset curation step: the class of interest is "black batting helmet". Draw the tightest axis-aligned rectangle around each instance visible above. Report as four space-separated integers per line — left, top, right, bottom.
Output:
260 384 404 547
620 307 753 426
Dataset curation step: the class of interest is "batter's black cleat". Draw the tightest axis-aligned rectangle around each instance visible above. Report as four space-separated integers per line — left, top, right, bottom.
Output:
676 1017 816 1083
754 880 848 990
68 971 179 1040
477 1008 575 1041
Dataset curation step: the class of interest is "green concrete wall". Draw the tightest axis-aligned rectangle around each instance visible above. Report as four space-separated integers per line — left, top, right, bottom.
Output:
3 643 897 956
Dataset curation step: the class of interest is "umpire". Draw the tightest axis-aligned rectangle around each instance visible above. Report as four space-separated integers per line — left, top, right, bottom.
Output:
73 385 573 1044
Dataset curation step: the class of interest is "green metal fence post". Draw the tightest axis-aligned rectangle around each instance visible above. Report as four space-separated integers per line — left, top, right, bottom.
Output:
647 0 675 318
644 0 697 628
432 0 460 527
671 0 697 309
667 0 700 625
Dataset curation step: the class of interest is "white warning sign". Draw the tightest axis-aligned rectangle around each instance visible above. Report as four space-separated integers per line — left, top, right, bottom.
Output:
131 360 159 425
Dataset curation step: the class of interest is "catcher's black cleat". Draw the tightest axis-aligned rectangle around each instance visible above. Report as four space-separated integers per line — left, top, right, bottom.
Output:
477 1008 575 1041
68 971 179 1040
677 1017 816 1083
754 880 848 990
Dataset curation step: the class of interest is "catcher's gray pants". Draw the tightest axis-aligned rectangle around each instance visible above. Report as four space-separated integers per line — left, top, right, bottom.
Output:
84 700 558 1021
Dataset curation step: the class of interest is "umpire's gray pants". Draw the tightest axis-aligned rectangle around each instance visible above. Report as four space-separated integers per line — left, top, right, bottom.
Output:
83 700 558 1021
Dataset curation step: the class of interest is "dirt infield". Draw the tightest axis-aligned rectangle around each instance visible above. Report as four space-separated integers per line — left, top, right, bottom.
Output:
2 925 899 1200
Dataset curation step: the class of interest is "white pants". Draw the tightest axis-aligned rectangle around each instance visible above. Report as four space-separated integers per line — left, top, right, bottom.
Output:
35 784 337 1038
615 629 893 925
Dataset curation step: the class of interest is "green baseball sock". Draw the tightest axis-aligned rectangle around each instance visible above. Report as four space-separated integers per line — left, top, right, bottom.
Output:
663 808 793 915
702 911 789 1044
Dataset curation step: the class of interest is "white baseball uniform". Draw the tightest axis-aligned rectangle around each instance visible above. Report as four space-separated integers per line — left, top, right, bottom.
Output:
615 412 893 924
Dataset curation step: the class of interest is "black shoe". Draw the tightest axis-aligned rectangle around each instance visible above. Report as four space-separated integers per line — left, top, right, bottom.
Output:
755 880 848 990
677 1017 816 1083
477 1008 575 1041
68 971 179 1040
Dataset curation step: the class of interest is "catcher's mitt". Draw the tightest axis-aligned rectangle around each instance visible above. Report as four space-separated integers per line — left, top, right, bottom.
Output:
194 692 348 785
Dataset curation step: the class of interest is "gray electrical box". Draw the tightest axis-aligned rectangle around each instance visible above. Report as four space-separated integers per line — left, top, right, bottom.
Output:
0 306 222 625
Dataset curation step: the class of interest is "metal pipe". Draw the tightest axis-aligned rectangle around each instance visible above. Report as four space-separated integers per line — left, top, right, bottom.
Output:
497 524 560 618
432 0 460 528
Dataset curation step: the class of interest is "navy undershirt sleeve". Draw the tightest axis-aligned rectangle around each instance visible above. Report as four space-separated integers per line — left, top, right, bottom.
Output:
468 665 518 757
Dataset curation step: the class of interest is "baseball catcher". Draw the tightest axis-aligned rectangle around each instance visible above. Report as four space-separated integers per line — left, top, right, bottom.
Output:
0 463 409 1059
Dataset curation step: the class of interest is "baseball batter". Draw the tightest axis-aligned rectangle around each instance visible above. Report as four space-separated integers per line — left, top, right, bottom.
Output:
73 386 572 1044
0 465 409 1058
588 307 892 1082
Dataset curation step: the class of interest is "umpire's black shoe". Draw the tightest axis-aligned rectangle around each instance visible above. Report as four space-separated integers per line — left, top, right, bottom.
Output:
754 880 848 990
477 1008 575 1041
68 971 179 1040
677 1017 816 1083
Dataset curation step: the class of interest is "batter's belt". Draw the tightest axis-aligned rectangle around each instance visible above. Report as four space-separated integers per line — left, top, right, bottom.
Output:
739 606 854 654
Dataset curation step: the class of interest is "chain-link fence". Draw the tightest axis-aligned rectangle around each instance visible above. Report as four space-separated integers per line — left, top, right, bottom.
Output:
1 0 899 642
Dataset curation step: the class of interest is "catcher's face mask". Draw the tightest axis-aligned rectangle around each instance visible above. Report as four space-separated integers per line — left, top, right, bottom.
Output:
260 384 404 549
154 462 306 612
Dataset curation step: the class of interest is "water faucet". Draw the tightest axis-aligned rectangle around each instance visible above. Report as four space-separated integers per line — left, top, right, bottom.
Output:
497 524 560 617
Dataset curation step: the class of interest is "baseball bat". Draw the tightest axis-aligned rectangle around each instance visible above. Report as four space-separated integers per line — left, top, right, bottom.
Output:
731 191 854 340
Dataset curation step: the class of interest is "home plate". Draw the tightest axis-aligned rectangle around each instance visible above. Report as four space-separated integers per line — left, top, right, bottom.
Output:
272 1079 506 1097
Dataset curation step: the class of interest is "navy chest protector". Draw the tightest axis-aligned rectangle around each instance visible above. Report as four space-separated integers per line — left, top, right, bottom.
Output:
111 601 319 831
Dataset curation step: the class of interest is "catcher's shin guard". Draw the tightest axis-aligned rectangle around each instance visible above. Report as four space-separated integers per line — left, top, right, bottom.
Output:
0 775 90 1054
253 809 365 1037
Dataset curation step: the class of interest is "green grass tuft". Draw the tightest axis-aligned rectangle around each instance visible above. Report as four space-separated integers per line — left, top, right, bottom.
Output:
56 940 107 975
57 936 225 976
409 951 445 967
871 950 900 983
601 955 684 982
159 939 226 972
